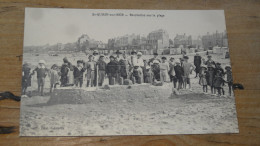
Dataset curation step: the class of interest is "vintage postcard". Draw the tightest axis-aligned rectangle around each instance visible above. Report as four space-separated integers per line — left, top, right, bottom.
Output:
20 8 239 136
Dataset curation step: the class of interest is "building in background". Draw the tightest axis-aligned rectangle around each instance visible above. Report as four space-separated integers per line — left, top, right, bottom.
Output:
77 34 106 52
173 33 192 48
192 35 203 51
147 29 169 54
201 30 228 50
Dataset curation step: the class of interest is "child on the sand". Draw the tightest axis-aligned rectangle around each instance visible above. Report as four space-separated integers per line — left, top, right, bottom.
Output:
174 61 184 90
213 70 225 96
49 64 60 93
225 65 233 96
22 62 32 95
85 55 96 87
31 60 49 96
73 60 86 88
206 65 215 94
199 65 208 93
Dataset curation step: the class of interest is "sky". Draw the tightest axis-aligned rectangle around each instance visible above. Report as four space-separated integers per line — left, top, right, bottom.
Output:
24 8 227 46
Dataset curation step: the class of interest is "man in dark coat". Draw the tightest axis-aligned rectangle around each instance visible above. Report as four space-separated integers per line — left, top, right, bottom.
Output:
194 52 202 78
106 56 119 85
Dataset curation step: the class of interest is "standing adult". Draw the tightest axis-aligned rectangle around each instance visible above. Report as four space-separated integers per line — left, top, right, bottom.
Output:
119 53 131 79
182 56 195 90
148 52 161 65
203 55 215 67
132 52 144 83
160 57 170 82
194 52 202 78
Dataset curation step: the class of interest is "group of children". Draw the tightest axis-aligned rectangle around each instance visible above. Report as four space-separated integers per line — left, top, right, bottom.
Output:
198 57 233 96
21 51 233 97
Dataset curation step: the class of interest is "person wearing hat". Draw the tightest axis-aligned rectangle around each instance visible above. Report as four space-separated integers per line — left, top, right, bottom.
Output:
160 57 170 82
93 50 99 62
143 65 153 83
182 56 195 90
194 52 202 78
215 62 224 77
49 64 60 93
31 60 49 96
148 52 161 66
213 70 226 96
174 60 184 90
224 65 233 96
199 65 208 93
85 55 96 87
115 50 122 61
106 55 119 85
203 55 215 67
22 62 32 95
119 53 131 80
179 57 184 67
60 57 73 87
96 55 107 86
73 60 86 88
206 64 216 94
132 52 144 83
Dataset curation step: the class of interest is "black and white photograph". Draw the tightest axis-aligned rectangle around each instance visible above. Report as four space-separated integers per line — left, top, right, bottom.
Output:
20 8 239 136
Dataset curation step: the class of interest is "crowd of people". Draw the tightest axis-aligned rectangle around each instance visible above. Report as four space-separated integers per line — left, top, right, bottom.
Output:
22 50 233 97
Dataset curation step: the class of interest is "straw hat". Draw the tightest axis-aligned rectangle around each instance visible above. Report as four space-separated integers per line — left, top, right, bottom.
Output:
39 60 46 64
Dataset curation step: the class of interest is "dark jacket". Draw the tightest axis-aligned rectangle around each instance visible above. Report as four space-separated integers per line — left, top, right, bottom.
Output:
194 55 202 66
174 65 184 78
106 60 119 75
32 67 49 78
215 67 224 76
213 75 225 88
73 66 86 78
97 60 107 71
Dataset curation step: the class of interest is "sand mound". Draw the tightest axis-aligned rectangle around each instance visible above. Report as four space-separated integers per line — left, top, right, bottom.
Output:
47 84 173 105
